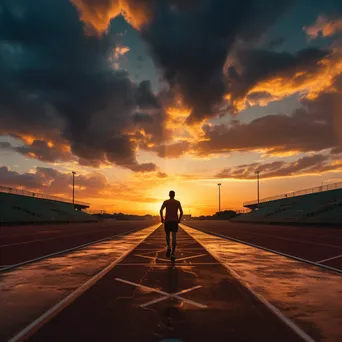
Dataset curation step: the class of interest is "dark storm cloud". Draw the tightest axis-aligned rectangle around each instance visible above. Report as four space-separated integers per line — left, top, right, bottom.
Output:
0 165 109 197
0 0 163 172
135 80 161 109
0 166 43 189
71 0 334 124
1 140 75 163
267 37 286 49
131 81 171 149
2 0 339 170
196 107 335 155
195 73 342 156
0 142 12 149
216 154 342 180
227 47 329 110
140 0 294 122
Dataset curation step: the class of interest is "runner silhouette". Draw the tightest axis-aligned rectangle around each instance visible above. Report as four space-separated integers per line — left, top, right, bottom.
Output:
160 190 183 261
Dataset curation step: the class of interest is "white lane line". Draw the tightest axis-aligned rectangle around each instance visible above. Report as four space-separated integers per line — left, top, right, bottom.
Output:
182 225 315 342
0 223 132 240
218 230 342 249
134 248 205 251
175 254 207 262
134 253 207 263
134 248 165 252
116 263 219 267
0 225 153 248
0 227 114 248
134 254 171 262
0 226 157 273
186 227 342 275
140 242 166 247
317 254 342 264
115 278 206 308
8 225 159 342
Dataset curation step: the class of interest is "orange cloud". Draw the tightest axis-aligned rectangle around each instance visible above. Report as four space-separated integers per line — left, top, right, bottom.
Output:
19 134 59 150
110 45 130 69
304 16 342 39
216 154 342 180
165 106 204 143
71 0 120 36
114 46 130 58
4 133 75 163
227 47 342 112
71 0 152 35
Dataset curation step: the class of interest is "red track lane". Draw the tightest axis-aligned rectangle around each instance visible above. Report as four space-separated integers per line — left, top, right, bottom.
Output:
185 220 342 271
0 220 158 266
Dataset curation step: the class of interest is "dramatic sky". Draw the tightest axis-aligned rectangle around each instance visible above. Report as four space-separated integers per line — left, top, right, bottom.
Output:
1 0 342 215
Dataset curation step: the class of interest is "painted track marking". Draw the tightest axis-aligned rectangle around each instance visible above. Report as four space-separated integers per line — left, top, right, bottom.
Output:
220 229 342 249
116 263 219 266
317 254 342 264
7 224 159 342
134 254 171 262
115 278 206 308
182 225 316 342
186 226 342 274
0 226 153 273
0 226 120 248
134 253 207 263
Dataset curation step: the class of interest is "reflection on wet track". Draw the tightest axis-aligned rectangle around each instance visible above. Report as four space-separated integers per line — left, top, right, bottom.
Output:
7 225 321 341
0 224 159 341
182 224 342 342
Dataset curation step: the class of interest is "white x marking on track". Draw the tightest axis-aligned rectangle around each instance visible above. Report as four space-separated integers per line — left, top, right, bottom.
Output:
115 278 207 308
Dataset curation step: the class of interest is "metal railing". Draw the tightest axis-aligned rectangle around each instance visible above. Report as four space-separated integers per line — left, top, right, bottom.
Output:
236 208 252 214
243 181 342 207
86 210 108 214
0 185 89 207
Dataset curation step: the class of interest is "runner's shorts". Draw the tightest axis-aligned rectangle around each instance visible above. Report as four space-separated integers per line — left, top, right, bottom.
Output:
164 221 178 233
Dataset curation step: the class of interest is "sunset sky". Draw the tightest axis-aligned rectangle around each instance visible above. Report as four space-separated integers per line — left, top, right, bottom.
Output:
1 0 342 215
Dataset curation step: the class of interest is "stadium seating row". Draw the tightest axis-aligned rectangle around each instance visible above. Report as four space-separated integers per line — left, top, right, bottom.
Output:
234 188 342 225
0 193 96 224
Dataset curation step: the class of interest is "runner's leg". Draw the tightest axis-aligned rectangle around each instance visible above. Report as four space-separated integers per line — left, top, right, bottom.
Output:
171 231 176 252
165 225 172 257
166 230 171 248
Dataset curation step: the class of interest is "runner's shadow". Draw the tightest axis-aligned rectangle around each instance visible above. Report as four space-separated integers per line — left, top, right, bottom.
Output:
160 265 182 330
167 264 178 294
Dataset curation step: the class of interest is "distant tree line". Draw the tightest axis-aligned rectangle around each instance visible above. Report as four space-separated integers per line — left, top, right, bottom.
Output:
91 212 159 221
192 210 237 220
92 210 237 221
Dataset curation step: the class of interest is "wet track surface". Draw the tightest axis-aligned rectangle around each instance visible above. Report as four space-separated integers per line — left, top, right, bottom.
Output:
185 221 342 271
0 220 156 266
0 224 159 341
183 224 342 342
2 223 342 341
10 227 312 342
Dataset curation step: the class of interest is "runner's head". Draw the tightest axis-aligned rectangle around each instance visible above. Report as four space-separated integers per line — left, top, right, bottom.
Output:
169 190 175 199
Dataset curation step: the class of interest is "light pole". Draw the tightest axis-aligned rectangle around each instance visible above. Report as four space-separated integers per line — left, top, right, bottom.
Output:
72 171 76 204
255 170 260 208
217 183 221 212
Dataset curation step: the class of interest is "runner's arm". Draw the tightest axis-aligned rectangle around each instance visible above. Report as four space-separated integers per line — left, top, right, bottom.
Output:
178 202 183 223
160 202 166 223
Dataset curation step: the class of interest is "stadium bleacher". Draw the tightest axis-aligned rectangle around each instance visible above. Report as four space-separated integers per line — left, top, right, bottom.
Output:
0 187 97 225
234 183 342 225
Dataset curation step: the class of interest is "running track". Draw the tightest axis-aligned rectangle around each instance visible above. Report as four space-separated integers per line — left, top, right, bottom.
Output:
0 220 157 266
185 220 342 271
2 222 342 341
2 219 342 271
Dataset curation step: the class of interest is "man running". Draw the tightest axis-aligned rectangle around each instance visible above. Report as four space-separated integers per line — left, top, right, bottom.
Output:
160 190 183 260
